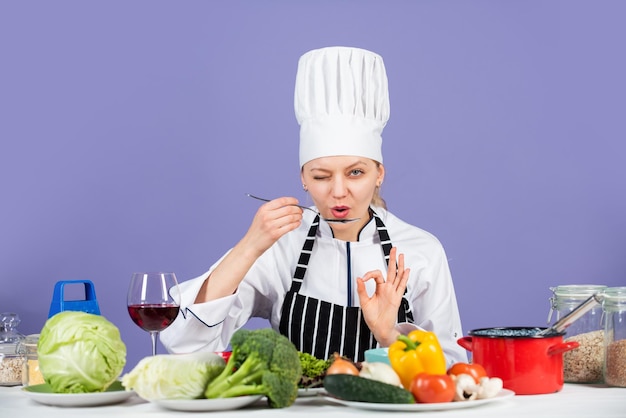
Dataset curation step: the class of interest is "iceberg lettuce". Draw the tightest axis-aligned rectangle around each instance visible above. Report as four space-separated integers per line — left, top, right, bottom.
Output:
121 352 226 400
38 311 127 393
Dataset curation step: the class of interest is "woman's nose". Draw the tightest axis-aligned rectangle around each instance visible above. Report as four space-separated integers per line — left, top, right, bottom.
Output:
330 177 348 197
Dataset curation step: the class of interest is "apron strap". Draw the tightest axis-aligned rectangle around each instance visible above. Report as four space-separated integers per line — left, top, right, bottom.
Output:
291 215 320 291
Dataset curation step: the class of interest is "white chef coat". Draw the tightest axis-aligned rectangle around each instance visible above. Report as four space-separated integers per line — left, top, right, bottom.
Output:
160 206 468 365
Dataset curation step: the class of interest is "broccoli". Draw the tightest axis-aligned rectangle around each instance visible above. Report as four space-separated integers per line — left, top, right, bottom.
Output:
204 328 302 408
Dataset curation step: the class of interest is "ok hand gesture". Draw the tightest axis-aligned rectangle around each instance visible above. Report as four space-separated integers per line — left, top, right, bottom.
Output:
356 247 410 347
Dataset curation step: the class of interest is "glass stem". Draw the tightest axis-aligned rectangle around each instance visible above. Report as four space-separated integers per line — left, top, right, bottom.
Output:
150 331 158 356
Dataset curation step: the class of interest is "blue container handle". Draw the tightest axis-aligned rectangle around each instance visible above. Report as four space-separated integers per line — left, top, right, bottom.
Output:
48 280 101 318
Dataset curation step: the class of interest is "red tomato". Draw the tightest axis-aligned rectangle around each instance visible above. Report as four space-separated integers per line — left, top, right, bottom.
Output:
447 362 488 384
410 373 455 403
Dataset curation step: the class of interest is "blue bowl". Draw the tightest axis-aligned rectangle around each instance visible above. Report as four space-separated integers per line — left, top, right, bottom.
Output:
364 347 390 365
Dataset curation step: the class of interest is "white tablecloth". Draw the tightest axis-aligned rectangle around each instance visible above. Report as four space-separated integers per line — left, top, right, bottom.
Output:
1 383 624 417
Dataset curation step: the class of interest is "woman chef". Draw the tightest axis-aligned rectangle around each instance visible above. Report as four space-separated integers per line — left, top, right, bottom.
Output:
160 46 468 364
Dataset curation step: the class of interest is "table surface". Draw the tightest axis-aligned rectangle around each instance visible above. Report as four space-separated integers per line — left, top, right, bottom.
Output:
1 382 625 417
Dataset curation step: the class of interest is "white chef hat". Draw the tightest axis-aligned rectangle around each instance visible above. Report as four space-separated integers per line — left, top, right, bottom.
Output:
294 46 390 168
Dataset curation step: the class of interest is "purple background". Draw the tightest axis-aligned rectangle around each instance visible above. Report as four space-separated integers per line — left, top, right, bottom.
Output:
1 1 624 372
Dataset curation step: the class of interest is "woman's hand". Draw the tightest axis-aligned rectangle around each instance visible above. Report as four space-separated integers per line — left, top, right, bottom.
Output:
243 196 303 256
356 247 410 346
196 197 302 303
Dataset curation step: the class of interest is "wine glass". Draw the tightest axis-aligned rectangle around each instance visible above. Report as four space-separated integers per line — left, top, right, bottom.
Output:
127 272 181 356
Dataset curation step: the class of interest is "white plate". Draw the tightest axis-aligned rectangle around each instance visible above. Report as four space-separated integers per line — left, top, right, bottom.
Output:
153 395 263 411
324 389 515 411
298 387 326 397
22 381 135 407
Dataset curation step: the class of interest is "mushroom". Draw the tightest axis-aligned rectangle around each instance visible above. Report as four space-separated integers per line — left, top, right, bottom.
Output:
477 376 503 399
451 373 480 401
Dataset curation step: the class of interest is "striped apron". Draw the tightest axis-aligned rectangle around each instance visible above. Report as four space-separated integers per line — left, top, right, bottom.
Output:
279 211 414 362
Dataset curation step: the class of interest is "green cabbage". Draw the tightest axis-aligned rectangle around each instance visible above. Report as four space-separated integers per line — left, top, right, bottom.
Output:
121 352 226 400
38 311 127 393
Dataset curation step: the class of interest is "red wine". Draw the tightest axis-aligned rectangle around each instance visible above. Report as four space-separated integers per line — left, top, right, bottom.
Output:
128 304 179 332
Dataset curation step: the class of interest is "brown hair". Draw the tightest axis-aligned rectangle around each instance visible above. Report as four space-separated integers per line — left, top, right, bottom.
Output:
372 187 386 209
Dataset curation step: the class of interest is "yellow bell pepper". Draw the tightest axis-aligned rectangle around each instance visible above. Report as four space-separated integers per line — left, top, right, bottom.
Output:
388 329 447 390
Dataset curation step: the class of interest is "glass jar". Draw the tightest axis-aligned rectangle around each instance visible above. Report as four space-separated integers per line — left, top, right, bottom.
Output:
602 286 626 387
547 284 607 383
20 334 44 386
0 312 24 386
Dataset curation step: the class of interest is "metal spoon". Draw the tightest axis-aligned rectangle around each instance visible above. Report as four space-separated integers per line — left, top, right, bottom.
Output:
536 292 604 336
246 193 360 224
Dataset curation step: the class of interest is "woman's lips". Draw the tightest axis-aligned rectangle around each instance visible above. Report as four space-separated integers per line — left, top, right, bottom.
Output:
330 206 350 218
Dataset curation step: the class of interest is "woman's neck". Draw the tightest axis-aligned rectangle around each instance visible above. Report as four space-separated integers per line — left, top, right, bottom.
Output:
330 210 373 241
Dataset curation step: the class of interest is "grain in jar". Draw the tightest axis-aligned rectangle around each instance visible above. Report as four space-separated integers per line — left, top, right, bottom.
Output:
0 312 24 386
21 334 44 386
547 284 606 383
602 286 626 387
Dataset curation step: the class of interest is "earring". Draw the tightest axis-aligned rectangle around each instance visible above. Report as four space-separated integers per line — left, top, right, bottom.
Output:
302 184 308 191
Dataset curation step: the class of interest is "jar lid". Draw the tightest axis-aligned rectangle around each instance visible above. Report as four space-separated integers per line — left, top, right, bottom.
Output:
0 312 23 346
602 286 626 305
0 342 20 354
0 312 24 356
23 334 40 345
0 312 20 332
551 284 607 298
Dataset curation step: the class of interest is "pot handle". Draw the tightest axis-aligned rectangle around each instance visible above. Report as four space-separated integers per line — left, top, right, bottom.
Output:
457 336 473 352
547 340 580 356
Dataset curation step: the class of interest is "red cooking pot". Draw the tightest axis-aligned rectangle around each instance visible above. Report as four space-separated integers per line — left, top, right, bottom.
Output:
457 327 579 395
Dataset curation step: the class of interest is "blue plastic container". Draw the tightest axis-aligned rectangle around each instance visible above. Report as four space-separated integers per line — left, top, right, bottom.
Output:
48 280 101 317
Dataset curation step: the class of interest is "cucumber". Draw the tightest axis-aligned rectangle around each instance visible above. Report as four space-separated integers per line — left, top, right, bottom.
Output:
323 374 415 404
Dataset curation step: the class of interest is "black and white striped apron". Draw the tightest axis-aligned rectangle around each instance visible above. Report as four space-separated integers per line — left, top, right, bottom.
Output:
279 211 414 362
